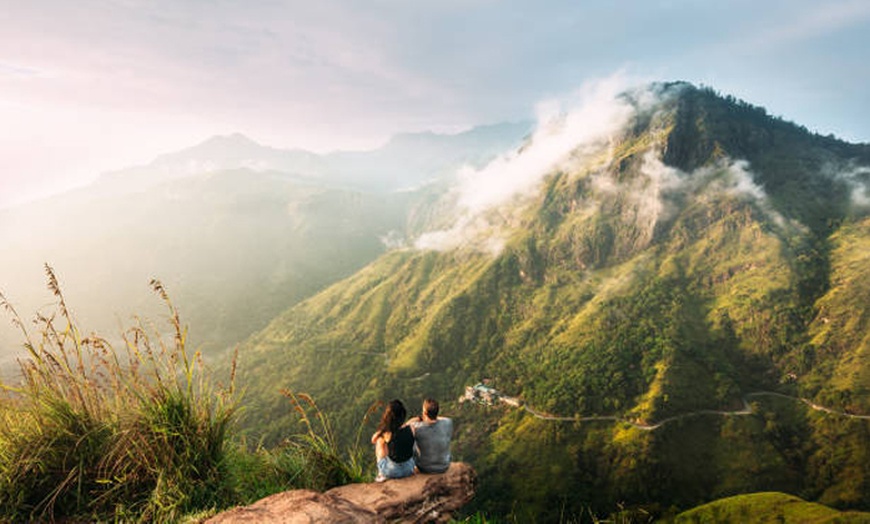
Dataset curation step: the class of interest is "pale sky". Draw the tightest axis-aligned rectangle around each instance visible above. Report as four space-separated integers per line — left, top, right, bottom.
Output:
2 0 869 208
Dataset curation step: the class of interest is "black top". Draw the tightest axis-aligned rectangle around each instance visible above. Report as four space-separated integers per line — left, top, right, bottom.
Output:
388 425 415 462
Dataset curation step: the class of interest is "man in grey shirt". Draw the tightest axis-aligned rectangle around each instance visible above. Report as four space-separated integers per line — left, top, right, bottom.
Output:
408 398 453 474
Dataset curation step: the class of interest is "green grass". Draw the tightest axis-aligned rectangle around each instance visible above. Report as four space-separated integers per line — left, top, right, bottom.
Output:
0 267 236 521
0 266 368 522
672 492 870 523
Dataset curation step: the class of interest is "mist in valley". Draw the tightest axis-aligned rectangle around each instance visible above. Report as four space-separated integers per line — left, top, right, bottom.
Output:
0 124 530 376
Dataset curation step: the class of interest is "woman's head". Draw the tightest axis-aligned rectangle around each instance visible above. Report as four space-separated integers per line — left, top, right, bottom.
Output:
378 399 407 434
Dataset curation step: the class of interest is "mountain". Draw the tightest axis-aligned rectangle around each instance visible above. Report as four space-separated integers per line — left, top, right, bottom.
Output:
324 121 533 190
90 122 532 197
232 82 870 518
0 123 528 370
0 171 411 372
93 133 329 196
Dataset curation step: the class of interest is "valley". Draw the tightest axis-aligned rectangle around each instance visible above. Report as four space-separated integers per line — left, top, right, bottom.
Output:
5 2 869 520
0 123 529 367
2 81 869 521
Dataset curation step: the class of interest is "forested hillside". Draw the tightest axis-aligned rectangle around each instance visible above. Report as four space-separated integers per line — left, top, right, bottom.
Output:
234 82 870 518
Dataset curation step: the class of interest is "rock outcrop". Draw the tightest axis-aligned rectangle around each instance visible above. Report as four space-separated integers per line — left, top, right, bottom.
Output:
206 462 476 523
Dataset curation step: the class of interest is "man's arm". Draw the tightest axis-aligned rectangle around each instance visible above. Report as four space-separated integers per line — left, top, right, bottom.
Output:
404 416 422 433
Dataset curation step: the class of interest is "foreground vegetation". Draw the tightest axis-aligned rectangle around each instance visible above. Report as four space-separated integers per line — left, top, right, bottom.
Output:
0 267 367 522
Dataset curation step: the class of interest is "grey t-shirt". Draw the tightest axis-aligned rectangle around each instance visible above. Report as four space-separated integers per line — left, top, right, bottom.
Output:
411 418 453 473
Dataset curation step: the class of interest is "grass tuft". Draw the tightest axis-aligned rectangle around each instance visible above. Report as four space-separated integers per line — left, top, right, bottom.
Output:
280 389 371 490
0 267 237 522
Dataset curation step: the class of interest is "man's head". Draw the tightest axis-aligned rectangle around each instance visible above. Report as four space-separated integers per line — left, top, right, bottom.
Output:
423 398 439 420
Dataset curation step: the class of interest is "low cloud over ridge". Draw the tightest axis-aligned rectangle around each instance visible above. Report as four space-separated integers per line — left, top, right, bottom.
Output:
415 74 641 253
413 77 807 255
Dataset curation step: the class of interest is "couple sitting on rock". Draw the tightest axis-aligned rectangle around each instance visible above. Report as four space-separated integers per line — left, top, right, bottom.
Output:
371 397 453 482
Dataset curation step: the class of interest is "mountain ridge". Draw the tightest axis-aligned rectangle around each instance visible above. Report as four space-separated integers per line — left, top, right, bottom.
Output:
0 122 528 368
88 121 532 198
231 82 870 518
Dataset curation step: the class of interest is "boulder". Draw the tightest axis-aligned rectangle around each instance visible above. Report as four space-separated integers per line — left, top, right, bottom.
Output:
206 462 476 523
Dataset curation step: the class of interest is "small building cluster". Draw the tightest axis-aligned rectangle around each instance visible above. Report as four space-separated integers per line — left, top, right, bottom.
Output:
459 382 523 408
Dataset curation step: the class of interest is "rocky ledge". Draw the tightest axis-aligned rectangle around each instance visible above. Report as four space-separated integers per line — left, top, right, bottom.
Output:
206 462 476 523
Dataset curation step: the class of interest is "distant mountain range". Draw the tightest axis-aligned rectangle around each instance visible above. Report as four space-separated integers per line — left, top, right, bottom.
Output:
0 122 531 369
90 121 532 196
228 82 870 518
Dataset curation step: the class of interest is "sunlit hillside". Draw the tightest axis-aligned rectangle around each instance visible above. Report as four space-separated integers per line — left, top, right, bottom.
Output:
232 82 870 518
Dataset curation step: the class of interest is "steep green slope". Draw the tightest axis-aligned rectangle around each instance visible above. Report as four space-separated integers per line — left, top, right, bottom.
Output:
808 216 870 409
233 83 870 518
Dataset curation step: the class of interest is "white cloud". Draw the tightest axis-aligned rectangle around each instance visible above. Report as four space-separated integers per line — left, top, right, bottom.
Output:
415 74 640 253
852 186 870 208
686 158 793 228
458 74 636 213
722 160 767 201
379 230 407 250
414 222 468 252
837 166 870 208
414 214 506 256
634 150 684 227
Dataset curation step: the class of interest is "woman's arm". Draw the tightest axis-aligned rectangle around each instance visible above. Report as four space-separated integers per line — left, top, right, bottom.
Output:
375 434 388 460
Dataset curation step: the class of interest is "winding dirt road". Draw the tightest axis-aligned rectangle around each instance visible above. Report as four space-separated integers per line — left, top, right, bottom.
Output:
515 391 870 431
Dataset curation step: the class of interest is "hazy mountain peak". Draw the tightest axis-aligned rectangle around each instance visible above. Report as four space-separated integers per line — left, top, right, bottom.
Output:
207 131 258 144
189 132 264 152
153 132 282 166
86 121 533 198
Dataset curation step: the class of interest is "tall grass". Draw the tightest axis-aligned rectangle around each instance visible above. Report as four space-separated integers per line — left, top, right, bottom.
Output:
0 265 383 521
212 392 378 510
0 265 237 522
280 390 376 490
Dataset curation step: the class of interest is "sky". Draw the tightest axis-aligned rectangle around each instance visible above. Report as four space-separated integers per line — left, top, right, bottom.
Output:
2 0 870 208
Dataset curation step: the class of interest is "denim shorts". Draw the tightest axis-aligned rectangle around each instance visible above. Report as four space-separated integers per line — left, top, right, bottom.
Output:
377 456 415 479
